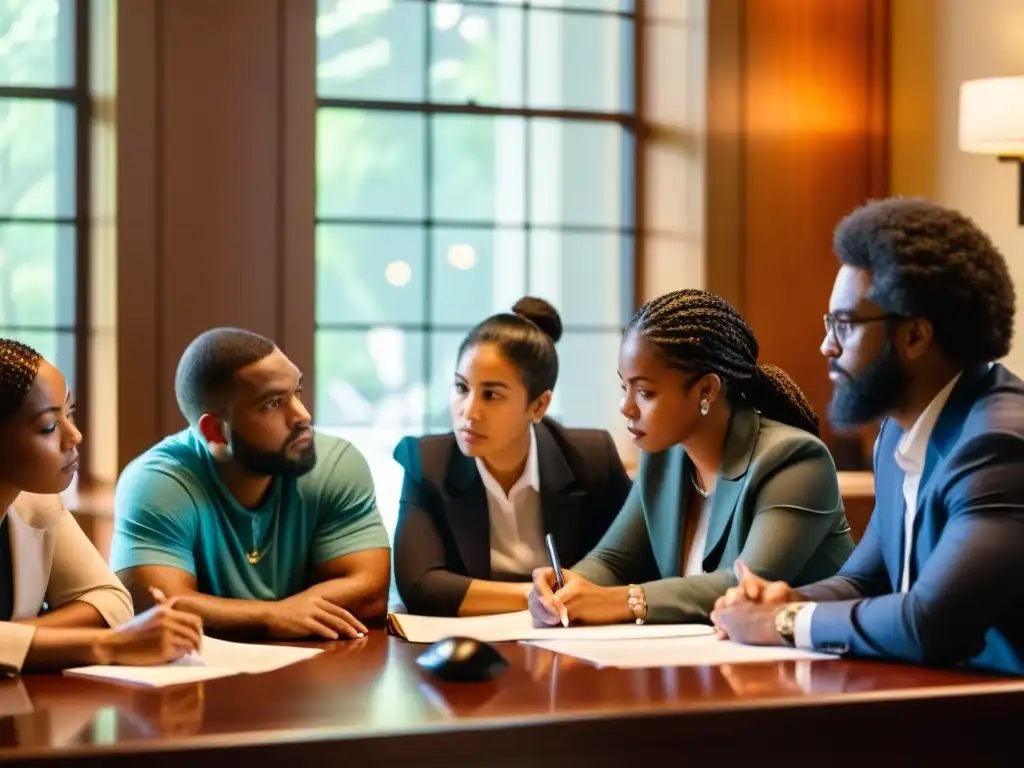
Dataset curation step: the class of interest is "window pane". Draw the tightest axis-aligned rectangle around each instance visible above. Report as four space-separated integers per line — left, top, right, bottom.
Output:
429 3 523 108
549 331 622 434
432 115 525 223
527 10 633 113
0 0 75 88
529 231 631 328
0 98 76 217
316 225 425 325
531 0 635 12
317 109 425 219
0 222 75 327
0 329 75 389
316 0 425 101
530 120 631 227
426 331 463 432
315 328 424 429
430 227 526 325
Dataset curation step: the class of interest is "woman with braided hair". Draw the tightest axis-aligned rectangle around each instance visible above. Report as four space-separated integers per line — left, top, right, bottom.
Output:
530 289 853 626
0 339 203 672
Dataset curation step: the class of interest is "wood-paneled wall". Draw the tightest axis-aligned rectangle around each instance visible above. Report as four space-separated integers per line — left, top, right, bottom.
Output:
112 0 316 474
707 0 889 469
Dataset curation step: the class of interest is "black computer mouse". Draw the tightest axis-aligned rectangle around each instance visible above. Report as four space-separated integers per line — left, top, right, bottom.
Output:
416 636 509 682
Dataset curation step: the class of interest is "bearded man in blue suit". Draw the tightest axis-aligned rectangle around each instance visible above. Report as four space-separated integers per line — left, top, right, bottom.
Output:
712 197 1024 675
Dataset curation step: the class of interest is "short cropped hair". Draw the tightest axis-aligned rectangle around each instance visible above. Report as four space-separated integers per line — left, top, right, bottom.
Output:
174 328 277 425
833 197 1015 367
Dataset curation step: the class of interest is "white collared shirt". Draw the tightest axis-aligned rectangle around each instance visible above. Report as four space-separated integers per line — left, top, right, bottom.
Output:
794 372 965 649
476 427 548 579
684 494 712 576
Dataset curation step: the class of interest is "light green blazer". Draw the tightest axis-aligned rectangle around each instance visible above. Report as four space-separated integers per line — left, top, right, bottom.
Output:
573 406 854 624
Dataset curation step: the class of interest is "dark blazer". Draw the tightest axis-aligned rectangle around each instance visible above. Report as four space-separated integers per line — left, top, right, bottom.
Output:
802 363 1024 675
393 418 631 616
574 406 854 623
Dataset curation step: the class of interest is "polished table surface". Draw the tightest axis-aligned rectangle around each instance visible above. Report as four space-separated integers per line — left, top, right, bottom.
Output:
2 632 1023 764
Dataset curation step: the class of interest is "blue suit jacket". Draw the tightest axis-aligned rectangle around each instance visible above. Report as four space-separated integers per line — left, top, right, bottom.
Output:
803 363 1024 675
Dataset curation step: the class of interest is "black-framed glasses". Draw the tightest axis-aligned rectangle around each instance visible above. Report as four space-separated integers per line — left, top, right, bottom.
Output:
823 312 905 343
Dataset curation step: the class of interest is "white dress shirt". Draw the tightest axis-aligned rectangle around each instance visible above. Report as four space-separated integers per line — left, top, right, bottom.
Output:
683 494 712 576
477 427 548 579
794 373 964 649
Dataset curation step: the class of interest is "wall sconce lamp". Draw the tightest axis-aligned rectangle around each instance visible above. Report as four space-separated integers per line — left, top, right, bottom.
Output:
960 76 1024 226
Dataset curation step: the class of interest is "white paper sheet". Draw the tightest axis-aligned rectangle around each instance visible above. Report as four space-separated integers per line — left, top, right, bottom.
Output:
63 637 323 688
388 610 716 644
522 635 837 668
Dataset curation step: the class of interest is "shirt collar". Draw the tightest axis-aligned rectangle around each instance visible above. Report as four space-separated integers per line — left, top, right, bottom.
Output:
895 373 963 473
476 426 540 502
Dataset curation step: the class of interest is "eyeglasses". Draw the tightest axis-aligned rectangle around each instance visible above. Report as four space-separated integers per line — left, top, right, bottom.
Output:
823 312 905 344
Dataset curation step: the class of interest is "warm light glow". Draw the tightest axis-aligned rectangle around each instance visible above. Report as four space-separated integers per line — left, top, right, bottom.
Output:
447 244 476 270
385 260 412 287
959 76 1024 156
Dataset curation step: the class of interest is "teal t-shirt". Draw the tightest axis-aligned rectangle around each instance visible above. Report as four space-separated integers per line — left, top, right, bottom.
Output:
109 429 390 601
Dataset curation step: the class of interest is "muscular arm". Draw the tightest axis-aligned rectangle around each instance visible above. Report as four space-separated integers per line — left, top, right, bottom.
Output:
303 547 391 620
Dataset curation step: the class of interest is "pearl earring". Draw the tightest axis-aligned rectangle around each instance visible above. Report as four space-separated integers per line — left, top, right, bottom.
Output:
700 397 710 416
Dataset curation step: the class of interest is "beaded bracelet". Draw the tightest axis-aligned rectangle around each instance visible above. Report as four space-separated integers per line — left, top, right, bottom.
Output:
627 584 648 625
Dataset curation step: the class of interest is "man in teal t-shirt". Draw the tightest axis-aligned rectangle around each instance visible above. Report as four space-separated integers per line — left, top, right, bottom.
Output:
110 327 391 641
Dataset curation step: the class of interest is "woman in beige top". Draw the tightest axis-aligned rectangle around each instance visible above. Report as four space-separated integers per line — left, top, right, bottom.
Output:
0 339 202 673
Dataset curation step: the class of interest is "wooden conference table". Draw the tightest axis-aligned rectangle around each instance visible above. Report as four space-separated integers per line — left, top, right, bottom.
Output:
0 631 1023 766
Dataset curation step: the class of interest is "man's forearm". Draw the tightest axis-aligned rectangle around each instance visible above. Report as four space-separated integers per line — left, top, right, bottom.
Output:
169 592 271 639
302 575 389 620
797 574 873 603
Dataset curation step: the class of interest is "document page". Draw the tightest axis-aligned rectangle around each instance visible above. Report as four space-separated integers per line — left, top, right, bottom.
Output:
524 635 836 668
387 610 715 644
63 637 323 688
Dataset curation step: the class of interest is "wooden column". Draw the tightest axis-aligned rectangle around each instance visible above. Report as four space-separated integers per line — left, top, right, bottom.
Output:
111 0 316 474
706 0 890 468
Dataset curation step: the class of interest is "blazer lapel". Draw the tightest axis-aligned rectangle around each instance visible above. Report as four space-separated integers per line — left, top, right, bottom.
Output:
886 457 908 591
904 363 992 584
535 423 585 564
702 407 760 565
641 447 685 578
6 509 48 620
442 445 492 580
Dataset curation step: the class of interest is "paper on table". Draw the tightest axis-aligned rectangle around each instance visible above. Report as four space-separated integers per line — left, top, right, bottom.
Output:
63 636 323 688
523 635 836 668
386 610 715 644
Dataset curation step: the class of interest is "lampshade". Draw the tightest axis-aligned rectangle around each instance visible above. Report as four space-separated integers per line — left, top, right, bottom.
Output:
959 76 1024 156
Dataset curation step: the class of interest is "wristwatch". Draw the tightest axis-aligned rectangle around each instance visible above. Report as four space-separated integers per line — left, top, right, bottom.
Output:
774 602 807 647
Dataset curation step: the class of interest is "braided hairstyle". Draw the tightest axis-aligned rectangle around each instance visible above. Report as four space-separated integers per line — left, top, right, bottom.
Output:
627 290 820 436
0 339 43 425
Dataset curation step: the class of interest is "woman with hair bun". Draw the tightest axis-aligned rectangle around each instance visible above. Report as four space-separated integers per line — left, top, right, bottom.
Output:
393 297 631 616
530 289 854 626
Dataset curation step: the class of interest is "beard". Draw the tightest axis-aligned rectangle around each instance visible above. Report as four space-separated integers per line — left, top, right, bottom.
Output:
230 426 317 477
828 339 907 430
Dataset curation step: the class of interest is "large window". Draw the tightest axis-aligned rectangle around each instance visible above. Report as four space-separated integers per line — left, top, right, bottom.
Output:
315 0 637 532
0 0 80 388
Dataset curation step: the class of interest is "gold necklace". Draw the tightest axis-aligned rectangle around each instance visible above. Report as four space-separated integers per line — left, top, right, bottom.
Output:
246 517 266 565
691 469 711 498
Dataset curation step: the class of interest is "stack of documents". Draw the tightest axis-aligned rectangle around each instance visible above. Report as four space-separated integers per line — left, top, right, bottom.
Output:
386 610 715 644
386 611 835 668
63 636 323 688
523 635 836 668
